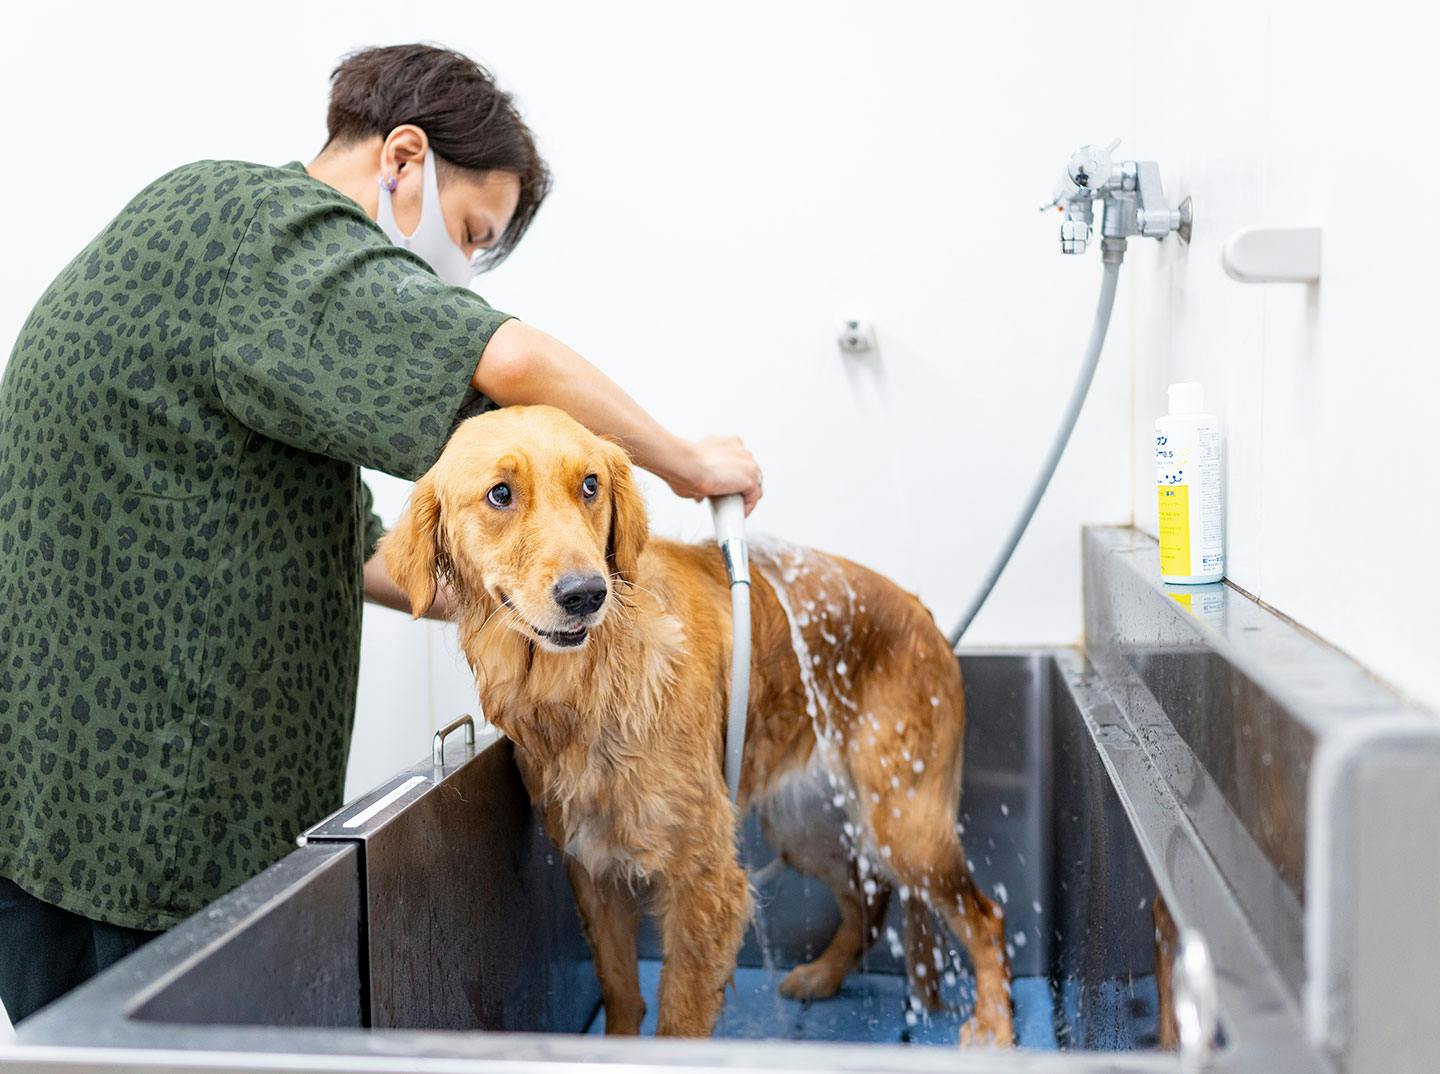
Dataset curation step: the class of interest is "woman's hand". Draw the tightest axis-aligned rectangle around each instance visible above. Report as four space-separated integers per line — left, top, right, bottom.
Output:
666 435 764 515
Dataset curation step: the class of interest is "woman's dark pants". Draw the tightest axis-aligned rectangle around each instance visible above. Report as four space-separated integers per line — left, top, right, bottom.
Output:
0 876 159 1024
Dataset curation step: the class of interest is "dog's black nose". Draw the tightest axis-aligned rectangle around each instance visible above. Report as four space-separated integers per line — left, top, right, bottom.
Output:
553 573 608 617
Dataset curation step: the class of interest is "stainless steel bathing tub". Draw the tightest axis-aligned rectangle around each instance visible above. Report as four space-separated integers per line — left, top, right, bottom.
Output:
12 526 1429 1073
7 648 1313 1073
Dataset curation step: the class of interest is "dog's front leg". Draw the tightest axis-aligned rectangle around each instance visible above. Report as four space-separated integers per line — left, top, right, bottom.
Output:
654 857 750 1036
566 861 646 1034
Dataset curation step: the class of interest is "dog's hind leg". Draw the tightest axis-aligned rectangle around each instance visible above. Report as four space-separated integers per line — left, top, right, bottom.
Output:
903 896 944 1012
566 861 646 1034
922 843 1013 1046
654 856 750 1036
757 767 890 1001
778 857 891 1001
872 810 1013 1046
1153 892 1180 1050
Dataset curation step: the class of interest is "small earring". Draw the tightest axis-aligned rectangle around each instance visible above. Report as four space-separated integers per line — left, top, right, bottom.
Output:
383 175 398 193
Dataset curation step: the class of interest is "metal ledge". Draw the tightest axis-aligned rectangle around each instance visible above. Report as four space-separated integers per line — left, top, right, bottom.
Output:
1082 525 1440 1073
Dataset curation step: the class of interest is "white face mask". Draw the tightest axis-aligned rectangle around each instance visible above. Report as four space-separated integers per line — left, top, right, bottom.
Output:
376 149 480 286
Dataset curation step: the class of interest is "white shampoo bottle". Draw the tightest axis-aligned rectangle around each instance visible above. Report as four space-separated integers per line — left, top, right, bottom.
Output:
1155 382 1224 584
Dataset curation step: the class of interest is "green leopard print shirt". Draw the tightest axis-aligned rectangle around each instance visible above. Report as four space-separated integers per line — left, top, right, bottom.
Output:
0 160 510 929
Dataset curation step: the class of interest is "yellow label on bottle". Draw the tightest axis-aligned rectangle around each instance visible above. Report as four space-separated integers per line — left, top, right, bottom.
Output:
1170 592 1192 608
1157 484 1190 576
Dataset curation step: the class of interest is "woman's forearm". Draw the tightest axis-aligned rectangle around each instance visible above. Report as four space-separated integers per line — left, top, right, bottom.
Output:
474 320 760 507
364 553 451 619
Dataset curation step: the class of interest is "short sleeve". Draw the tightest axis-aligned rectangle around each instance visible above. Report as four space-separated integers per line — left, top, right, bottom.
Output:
360 480 387 562
215 177 513 479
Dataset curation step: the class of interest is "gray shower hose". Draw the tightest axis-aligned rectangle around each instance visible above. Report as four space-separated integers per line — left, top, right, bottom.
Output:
949 243 1125 647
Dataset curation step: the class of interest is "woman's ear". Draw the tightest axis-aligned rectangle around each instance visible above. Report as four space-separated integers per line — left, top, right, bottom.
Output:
380 124 430 177
604 443 648 585
377 125 431 232
379 475 442 618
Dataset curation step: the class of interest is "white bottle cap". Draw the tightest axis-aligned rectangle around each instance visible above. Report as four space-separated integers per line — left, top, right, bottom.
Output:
1167 382 1206 415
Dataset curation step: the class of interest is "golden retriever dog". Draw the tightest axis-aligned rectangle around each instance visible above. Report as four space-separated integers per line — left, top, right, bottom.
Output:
381 405 1013 1044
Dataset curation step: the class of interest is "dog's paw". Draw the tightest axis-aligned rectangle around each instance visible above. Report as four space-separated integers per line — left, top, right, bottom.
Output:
959 1013 1015 1048
778 960 845 1001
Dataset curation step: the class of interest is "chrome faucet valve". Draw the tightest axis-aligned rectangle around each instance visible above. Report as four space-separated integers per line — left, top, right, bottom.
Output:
1045 141 1192 254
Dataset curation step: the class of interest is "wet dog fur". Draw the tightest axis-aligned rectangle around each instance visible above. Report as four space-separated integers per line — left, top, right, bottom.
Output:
381 405 1013 1043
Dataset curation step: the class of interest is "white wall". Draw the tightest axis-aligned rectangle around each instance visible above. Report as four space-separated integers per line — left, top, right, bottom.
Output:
1 1 1140 800
1127 1 1440 713
24 3 1435 801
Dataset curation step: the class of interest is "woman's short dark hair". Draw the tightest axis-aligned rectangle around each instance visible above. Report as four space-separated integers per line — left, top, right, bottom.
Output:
326 43 552 270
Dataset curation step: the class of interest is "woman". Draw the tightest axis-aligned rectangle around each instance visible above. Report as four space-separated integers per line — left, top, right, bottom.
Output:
0 43 760 1021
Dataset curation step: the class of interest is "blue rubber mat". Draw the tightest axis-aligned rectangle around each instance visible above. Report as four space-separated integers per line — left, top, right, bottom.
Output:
586 960 1160 1048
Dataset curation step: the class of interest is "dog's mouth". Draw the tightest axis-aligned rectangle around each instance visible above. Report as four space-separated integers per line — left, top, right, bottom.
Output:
533 624 589 648
500 593 592 650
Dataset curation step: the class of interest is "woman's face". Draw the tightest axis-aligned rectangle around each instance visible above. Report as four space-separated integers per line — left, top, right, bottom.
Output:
394 164 522 263
379 126 522 262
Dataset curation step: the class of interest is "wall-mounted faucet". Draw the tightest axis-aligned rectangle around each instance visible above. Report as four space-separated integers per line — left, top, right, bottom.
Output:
1042 140 1193 255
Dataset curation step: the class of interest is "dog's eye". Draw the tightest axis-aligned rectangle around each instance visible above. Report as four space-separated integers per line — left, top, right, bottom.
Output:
581 474 599 500
487 483 513 508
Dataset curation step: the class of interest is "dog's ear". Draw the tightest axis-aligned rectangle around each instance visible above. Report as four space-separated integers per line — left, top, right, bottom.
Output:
603 442 648 585
380 475 442 619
